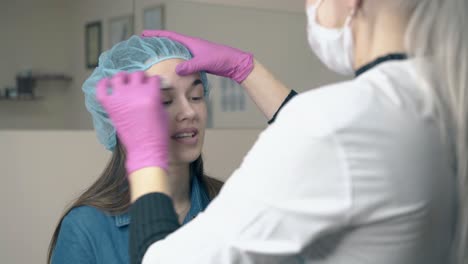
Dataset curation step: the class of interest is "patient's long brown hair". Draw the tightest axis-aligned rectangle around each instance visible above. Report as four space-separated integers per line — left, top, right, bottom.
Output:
47 142 223 263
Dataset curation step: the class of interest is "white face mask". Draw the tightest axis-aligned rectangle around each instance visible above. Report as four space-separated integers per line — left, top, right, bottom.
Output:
307 0 355 76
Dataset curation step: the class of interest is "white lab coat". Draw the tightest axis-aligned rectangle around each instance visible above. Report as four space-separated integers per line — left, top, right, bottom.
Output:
143 60 456 264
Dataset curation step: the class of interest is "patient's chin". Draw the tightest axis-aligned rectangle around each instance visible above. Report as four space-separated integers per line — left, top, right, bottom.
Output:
170 150 202 165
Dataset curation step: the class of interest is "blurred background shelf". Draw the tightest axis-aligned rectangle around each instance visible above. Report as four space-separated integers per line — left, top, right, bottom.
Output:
0 96 44 102
33 74 73 82
1 73 72 102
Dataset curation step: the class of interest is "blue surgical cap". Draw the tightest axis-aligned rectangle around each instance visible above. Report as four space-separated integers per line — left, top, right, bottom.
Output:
82 35 209 151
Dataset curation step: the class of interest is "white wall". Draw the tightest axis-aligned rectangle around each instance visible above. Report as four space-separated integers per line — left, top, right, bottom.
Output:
0 129 260 263
0 0 75 129
178 0 305 13
0 131 110 264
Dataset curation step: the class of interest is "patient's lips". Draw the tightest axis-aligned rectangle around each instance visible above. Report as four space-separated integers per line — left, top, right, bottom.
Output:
171 128 199 145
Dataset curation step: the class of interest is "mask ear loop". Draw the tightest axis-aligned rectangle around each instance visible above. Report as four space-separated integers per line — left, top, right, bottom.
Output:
314 0 356 28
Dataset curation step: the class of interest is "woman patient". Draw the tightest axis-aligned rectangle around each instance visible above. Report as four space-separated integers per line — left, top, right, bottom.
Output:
48 36 223 263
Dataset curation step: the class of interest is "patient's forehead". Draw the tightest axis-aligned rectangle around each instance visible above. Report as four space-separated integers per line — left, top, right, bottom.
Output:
145 58 184 77
145 58 200 82
145 59 202 93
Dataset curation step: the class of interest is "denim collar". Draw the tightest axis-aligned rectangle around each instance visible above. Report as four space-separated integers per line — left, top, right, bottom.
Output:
115 213 130 227
114 170 211 227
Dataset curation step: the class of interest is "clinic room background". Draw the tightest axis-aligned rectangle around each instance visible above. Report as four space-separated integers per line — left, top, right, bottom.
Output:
0 0 343 262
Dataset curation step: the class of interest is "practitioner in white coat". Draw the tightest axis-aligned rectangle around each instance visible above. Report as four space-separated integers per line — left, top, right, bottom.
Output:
95 0 468 263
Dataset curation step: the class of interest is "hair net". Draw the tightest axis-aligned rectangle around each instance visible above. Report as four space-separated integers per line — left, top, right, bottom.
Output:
82 35 209 151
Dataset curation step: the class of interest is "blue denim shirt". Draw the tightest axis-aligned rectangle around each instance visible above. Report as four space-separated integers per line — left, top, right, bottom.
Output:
51 174 211 264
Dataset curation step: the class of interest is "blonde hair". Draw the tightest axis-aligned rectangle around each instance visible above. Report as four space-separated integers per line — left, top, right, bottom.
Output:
403 0 468 262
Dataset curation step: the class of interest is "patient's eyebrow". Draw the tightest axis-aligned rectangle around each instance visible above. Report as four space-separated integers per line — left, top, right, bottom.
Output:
161 79 203 91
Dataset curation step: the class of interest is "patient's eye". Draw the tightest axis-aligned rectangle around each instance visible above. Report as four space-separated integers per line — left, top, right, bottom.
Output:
189 85 204 103
162 91 173 106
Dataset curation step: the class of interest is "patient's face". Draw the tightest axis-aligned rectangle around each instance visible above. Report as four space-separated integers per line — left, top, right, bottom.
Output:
145 59 207 165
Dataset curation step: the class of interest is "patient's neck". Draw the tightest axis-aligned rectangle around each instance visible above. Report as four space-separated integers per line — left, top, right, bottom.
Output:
166 162 191 210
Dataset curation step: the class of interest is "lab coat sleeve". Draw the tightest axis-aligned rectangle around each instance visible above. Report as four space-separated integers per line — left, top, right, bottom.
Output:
142 91 354 263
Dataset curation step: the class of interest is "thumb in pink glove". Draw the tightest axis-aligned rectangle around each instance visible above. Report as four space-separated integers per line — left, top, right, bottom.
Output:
141 30 254 83
96 71 169 175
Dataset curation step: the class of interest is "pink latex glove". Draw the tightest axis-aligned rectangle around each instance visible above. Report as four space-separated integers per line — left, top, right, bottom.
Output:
96 71 169 175
141 30 254 83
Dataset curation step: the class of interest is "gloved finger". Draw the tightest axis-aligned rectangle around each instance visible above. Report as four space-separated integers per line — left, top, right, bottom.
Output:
130 71 146 85
111 72 129 90
176 58 206 76
96 78 111 102
147 75 162 98
141 30 194 47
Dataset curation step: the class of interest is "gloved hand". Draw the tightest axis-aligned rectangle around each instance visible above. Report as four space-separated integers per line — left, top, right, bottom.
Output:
96 71 169 175
141 30 254 83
